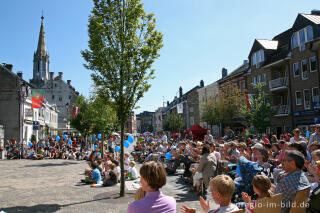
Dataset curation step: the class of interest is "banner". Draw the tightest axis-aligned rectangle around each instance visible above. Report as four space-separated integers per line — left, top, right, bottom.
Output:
177 103 183 114
72 106 81 118
245 94 254 110
31 89 45 108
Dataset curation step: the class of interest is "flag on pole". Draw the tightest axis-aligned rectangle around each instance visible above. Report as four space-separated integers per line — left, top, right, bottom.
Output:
72 106 81 118
31 89 45 108
245 94 254 110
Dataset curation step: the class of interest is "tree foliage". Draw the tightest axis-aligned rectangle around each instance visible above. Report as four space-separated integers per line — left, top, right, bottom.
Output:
70 94 117 137
240 83 276 133
202 81 245 127
81 0 163 196
163 113 185 133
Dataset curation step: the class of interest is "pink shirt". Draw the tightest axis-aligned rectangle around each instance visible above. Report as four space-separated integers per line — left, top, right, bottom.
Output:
128 191 176 213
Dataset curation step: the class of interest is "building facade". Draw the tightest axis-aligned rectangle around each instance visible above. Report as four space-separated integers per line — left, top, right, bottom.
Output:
153 107 164 133
136 111 154 133
247 11 320 135
0 64 58 144
29 16 79 132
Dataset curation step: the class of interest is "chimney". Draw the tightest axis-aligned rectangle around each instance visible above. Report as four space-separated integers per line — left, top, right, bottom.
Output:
50 72 54 80
243 60 248 65
222 68 228 78
17 71 23 78
311 9 320 15
67 80 71 85
58 72 63 80
200 80 204 87
179 86 183 97
4 64 13 71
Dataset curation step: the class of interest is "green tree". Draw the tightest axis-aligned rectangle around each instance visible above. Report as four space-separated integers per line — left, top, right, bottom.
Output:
201 81 244 133
82 0 163 196
70 95 91 136
163 113 185 133
240 83 276 133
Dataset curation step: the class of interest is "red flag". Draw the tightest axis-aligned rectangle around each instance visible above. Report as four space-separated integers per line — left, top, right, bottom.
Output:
72 106 81 118
32 89 45 108
245 94 253 110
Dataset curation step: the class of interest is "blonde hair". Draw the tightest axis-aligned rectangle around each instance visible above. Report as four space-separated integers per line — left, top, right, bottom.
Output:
252 175 272 197
209 175 235 199
134 187 146 201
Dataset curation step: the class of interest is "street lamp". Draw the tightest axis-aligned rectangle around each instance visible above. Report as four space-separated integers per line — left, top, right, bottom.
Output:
20 82 28 158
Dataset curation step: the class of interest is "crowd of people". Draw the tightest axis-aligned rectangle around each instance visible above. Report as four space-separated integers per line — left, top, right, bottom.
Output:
3 124 320 213
126 126 320 213
4 137 88 160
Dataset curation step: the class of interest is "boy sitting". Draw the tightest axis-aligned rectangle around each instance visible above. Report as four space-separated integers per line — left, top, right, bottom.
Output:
181 175 239 213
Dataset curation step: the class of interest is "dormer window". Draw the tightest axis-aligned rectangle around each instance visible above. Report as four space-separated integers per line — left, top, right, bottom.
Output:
291 25 313 50
251 49 264 67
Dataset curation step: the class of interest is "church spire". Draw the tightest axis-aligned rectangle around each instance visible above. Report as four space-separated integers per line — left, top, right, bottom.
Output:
36 15 46 56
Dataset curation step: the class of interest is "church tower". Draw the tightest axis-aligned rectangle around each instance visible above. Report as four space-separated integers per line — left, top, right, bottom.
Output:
31 15 49 87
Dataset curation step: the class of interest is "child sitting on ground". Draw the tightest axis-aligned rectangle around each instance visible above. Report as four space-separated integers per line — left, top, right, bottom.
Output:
126 161 138 180
102 163 117 187
181 174 239 213
241 175 273 213
82 161 101 184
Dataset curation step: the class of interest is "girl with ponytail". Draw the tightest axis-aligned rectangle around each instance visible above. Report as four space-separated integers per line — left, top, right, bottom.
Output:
241 175 273 213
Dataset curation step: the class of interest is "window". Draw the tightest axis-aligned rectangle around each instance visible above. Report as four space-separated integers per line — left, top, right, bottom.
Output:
310 56 317 72
189 107 194 113
54 83 57 87
239 80 245 91
307 25 314 42
293 62 300 77
301 59 308 80
52 95 54 100
253 77 256 85
59 97 62 101
304 89 311 109
69 95 72 100
262 73 267 83
251 49 264 66
291 25 314 50
296 91 302 105
257 75 261 83
292 33 299 49
312 87 320 109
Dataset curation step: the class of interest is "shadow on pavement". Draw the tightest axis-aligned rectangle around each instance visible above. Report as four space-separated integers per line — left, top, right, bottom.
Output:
23 161 79 168
1 204 61 213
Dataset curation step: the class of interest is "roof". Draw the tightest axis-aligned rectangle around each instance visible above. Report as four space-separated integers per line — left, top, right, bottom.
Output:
301 14 320 24
217 63 249 83
257 39 278 50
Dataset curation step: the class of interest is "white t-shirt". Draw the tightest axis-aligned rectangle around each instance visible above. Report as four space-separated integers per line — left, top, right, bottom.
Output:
129 167 138 179
124 157 130 171
290 136 306 143
115 166 121 181
208 204 239 213
161 135 168 142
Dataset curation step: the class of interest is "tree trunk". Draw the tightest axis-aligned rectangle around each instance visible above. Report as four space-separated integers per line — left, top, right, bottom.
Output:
120 117 125 197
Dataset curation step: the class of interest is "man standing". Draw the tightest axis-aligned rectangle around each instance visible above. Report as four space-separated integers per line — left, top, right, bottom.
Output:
161 131 167 143
275 150 310 213
204 130 214 143
308 124 320 148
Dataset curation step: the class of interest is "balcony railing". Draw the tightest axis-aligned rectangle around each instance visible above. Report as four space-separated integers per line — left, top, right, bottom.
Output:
269 77 288 91
272 105 290 116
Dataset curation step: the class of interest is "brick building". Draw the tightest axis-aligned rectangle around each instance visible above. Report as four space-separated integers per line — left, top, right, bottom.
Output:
247 10 320 135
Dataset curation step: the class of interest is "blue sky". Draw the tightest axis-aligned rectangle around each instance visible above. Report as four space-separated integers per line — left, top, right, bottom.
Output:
0 0 319 113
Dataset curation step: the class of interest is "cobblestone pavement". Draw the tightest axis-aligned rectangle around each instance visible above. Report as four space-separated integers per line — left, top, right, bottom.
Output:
0 159 218 213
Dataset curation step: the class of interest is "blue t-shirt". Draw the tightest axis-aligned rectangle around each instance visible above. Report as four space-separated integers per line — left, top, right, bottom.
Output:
91 168 101 183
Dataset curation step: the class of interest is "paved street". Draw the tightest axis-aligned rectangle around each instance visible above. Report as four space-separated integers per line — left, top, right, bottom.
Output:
0 159 217 213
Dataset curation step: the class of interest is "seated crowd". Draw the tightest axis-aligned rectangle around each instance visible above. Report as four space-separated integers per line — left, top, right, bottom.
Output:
128 127 320 213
